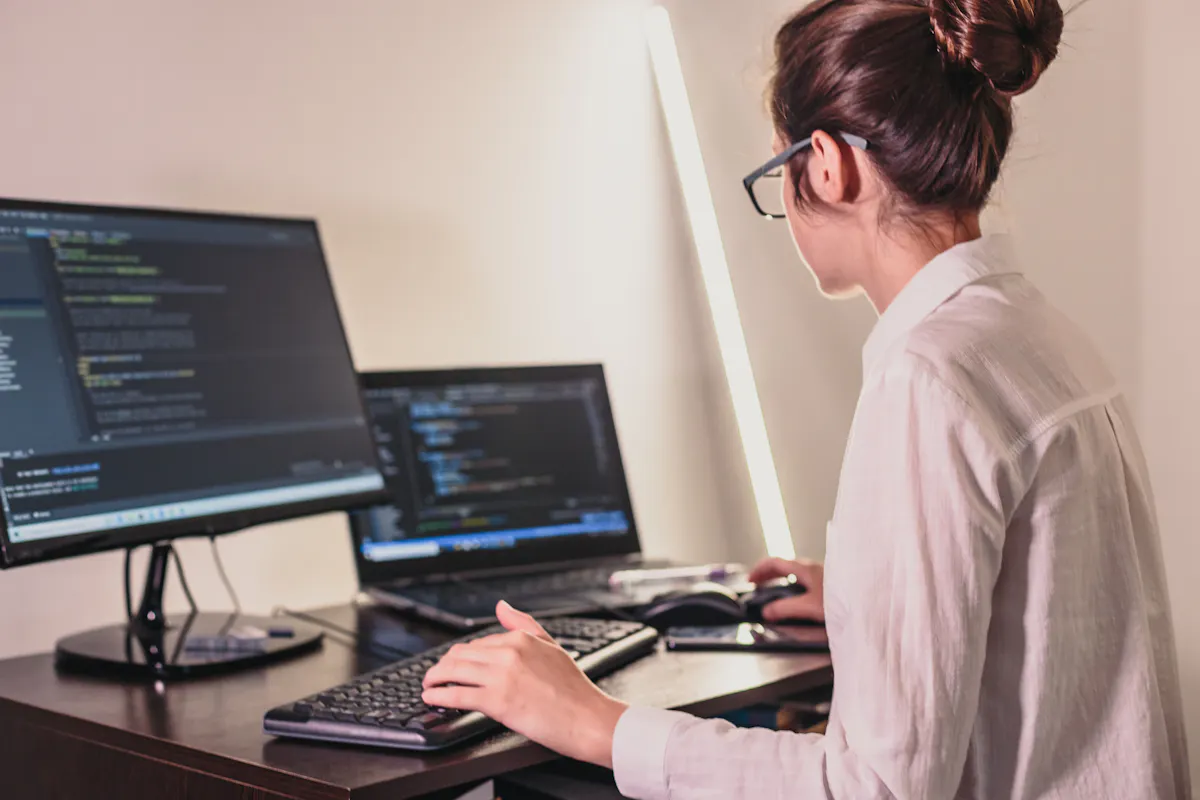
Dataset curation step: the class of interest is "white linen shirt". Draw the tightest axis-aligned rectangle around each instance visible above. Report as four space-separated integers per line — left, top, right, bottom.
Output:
611 236 1191 800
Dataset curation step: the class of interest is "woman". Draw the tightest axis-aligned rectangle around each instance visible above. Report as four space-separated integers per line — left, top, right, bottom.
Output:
424 0 1192 797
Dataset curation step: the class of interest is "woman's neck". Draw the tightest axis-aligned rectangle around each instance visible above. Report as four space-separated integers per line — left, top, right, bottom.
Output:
861 215 983 315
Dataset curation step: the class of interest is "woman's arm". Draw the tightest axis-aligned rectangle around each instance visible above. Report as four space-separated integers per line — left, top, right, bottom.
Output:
615 361 1011 799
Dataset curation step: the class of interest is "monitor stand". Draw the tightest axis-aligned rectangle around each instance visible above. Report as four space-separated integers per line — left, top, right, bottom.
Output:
55 542 323 681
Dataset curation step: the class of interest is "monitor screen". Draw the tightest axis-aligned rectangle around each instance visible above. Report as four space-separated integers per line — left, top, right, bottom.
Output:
0 198 386 567
352 365 641 582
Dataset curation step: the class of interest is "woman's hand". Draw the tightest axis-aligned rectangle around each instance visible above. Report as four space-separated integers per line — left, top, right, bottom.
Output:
749 557 826 622
422 601 628 767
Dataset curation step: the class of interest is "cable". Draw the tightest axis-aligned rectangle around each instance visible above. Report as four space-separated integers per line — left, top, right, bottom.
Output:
169 544 198 614
123 546 135 623
209 536 241 614
272 607 415 660
272 607 361 641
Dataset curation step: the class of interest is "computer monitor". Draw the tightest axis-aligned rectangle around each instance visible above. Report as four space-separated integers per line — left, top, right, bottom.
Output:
0 197 386 679
351 365 642 587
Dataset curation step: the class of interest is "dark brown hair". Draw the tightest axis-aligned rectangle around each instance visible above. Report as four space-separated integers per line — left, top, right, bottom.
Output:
770 0 1064 218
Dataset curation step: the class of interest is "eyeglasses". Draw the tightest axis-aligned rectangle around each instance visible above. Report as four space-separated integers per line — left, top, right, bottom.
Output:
742 133 871 219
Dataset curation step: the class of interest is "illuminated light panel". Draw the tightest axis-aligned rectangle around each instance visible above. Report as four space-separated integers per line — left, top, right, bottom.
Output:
645 6 795 560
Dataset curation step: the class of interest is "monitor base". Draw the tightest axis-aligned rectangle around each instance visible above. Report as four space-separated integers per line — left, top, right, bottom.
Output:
55 612 323 681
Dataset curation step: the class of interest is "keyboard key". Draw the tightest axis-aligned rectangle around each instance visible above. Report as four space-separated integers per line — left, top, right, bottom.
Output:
381 714 412 729
406 712 446 731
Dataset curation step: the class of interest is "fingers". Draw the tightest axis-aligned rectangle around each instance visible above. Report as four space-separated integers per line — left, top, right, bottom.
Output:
423 655 494 690
422 638 527 717
496 600 552 642
749 557 802 584
422 684 487 712
762 595 825 623
748 557 822 587
435 641 502 663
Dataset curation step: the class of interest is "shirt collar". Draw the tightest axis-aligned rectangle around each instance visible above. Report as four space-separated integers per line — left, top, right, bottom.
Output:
861 234 1020 381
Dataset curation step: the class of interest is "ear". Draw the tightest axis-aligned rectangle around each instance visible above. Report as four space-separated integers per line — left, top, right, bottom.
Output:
806 130 859 205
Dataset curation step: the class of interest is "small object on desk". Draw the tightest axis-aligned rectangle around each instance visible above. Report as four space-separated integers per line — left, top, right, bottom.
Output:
184 636 269 653
609 563 743 587
268 626 296 638
263 617 658 752
228 625 270 641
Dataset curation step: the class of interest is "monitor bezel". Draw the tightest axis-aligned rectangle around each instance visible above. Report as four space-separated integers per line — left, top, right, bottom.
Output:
0 196 389 569
351 364 644 586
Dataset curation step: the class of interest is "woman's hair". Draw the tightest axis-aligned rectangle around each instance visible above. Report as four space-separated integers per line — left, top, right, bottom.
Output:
770 0 1064 219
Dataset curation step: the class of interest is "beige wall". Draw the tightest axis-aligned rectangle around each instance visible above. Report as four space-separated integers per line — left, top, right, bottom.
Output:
0 0 742 659
994 2 1143 402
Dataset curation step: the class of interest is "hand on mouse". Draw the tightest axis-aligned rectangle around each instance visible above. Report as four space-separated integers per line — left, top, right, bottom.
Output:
422 601 627 767
748 557 826 622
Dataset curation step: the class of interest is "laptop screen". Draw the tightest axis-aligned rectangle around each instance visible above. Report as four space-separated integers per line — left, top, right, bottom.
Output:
351 365 642 583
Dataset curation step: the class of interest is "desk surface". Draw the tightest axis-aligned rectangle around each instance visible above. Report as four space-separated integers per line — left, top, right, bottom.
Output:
0 603 832 800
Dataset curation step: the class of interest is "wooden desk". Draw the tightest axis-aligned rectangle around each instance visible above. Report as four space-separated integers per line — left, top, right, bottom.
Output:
0 603 832 799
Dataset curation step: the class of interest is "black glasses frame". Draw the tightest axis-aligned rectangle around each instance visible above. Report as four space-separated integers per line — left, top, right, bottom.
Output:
742 133 871 219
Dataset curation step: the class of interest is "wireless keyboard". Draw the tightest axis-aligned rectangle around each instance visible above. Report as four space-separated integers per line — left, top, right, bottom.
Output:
263 617 658 751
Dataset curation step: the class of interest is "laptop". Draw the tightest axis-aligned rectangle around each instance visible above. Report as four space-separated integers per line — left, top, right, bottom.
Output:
349 364 738 630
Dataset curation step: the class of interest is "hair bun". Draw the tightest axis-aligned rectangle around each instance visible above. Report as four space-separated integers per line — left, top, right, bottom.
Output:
929 0 1065 96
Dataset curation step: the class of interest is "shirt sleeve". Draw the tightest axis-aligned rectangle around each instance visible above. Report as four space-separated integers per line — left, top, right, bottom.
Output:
611 358 1012 800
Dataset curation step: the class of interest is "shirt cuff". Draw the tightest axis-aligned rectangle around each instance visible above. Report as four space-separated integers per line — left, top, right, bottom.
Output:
612 705 691 800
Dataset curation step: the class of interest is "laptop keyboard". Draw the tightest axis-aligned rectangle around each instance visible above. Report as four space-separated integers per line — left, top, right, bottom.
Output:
263 617 658 751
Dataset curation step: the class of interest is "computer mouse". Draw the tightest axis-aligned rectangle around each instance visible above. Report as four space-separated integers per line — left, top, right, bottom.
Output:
743 576 809 623
640 582 745 630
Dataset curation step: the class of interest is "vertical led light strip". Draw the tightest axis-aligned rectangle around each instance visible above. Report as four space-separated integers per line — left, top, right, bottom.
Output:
645 6 795 560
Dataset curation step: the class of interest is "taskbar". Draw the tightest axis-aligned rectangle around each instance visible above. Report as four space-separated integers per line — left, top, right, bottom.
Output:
7 473 386 543
362 513 630 562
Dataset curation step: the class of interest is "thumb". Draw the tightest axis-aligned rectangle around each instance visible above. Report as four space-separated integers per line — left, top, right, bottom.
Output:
496 600 552 641
762 595 825 623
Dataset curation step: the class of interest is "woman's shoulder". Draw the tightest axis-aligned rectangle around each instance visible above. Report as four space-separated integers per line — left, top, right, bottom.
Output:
877 274 1119 445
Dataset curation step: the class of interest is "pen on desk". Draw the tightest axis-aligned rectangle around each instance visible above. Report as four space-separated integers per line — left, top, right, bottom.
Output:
609 563 743 587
